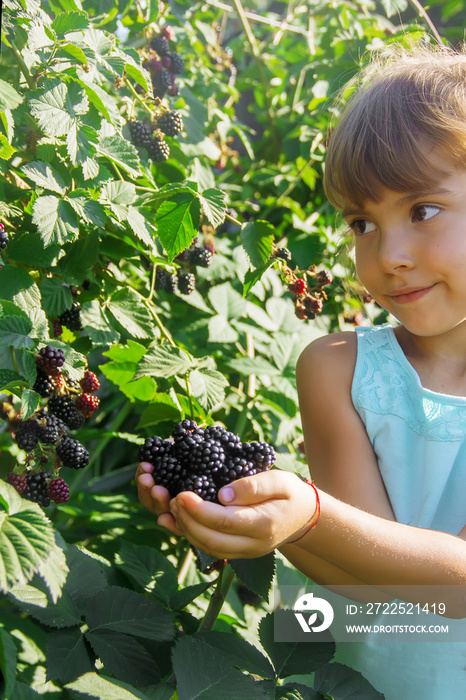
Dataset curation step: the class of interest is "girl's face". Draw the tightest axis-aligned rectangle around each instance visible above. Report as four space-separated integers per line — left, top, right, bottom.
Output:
343 153 466 340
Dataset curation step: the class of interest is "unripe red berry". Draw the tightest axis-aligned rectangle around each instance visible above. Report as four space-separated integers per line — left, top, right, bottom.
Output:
75 393 100 418
315 270 333 286
289 279 307 296
80 371 100 394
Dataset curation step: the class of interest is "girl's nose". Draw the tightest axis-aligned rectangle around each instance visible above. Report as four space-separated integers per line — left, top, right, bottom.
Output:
378 227 415 273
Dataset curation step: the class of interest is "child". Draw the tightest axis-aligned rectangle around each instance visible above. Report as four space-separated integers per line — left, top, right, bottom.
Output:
136 43 466 699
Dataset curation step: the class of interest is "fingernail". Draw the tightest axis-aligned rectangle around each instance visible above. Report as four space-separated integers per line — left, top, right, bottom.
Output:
140 462 154 472
220 486 234 502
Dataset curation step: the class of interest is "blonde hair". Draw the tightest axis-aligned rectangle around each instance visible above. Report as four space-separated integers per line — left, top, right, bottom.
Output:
323 43 466 210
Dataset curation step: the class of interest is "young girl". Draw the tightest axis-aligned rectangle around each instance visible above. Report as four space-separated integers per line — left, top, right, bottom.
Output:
136 43 466 699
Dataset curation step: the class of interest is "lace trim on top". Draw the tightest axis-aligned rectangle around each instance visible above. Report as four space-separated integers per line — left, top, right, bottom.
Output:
352 324 466 441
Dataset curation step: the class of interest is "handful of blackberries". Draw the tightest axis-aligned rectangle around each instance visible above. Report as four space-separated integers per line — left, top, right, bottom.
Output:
139 420 276 503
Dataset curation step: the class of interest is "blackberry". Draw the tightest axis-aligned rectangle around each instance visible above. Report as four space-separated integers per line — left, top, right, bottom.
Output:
177 270 196 295
152 69 172 98
155 266 177 292
274 247 292 262
169 51 185 75
241 441 276 468
6 472 27 494
173 428 206 467
148 136 170 162
171 419 198 440
218 455 257 484
0 224 8 251
75 393 100 418
189 247 213 268
59 302 82 331
52 320 63 337
139 436 173 464
37 345 65 377
56 437 89 469
158 111 183 137
80 371 100 394
190 438 226 475
128 120 152 149
152 453 185 493
37 413 67 445
67 411 85 430
150 34 170 56
33 368 54 398
47 478 70 504
15 420 39 452
48 395 81 428
178 473 219 502
315 269 333 286
204 426 242 453
23 472 51 508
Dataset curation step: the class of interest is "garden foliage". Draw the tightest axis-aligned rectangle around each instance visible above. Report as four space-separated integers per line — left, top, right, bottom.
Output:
0 0 462 697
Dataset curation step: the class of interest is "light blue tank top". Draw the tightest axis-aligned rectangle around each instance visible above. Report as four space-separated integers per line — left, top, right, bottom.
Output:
334 324 466 699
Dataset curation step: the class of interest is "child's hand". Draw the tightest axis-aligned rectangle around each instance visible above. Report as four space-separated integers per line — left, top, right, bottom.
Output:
135 462 183 536
167 470 317 559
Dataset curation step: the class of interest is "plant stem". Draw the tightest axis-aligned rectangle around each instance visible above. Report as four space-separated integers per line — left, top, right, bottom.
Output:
125 79 154 116
9 40 35 89
177 547 194 584
197 562 235 632
408 0 444 46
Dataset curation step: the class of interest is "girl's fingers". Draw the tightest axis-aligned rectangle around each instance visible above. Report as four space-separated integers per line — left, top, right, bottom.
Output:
217 469 303 506
157 512 184 536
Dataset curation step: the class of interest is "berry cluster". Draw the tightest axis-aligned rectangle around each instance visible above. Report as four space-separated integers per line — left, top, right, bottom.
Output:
59 302 82 331
146 26 185 99
155 267 196 295
5 355 101 507
0 222 8 251
139 420 276 502
128 120 171 162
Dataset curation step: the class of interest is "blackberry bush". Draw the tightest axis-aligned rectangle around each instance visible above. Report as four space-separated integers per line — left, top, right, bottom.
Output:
189 246 213 268
36 346 65 376
177 270 196 295
148 136 170 162
23 472 51 508
33 368 55 397
157 111 183 137
15 420 39 452
128 120 152 149
59 302 82 331
37 413 67 445
48 395 81 428
56 437 89 469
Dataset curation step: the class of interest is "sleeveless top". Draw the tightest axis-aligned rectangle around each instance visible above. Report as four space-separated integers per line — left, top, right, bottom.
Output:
333 324 466 700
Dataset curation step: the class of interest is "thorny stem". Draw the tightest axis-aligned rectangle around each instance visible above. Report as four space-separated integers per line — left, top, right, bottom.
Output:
197 562 236 632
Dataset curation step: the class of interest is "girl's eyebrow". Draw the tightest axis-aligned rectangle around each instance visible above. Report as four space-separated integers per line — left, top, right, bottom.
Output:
342 187 452 218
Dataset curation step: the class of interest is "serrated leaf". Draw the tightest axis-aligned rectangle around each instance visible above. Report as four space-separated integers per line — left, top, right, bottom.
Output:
0 482 55 593
0 628 17 699
0 315 34 349
241 221 274 268
21 389 40 420
379 0 408 15
124 61 151 94
97 135 141 178
100 180 137 206
78 80 120 124
85 630 161 687
188 367 228 411
195 631 275 679
134 344 193 379
57 42 89 66
66 192 105 226
10 583 81 628
229 553 275 601
314 662 385 699
208 282 246 319
136 395 181 426
83 586 174 641
0 133 16 160
39 277 73 317
66 122 98 165
107 288 155 339
46 627 94 683
115 542 178 600
56 231 100 285
81 300 120 345
199 188 226 227
51 10 89 34
0 80 23 111
29 81 88 138
32 195 79 245
66 672 152 700
172 636 268 700
154 191 198 261
0 368 27 392
126 206 155 248
21 161 67 194
243 260 276 296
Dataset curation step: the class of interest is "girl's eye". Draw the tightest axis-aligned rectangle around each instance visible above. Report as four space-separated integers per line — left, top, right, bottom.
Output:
412 204 440 222
348 218 376 236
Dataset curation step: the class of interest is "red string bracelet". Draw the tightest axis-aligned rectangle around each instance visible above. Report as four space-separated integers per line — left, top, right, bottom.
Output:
287 481 321 544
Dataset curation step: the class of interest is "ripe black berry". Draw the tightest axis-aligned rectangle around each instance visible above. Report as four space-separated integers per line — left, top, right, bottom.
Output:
169 51 185 75
152 69 172 98
37 346 65 376
152 453 185 492
158 111 183 137
148 136 170 162
241 441 276 468
47 478 70 504
6 472 27 494
139 436 173 463
0 223 8 251
172 419 198 439
190 438 226 475
128 120 152 149
274 247 292 262
33 368 55 397
56 437 89 469
177 270 196 295
48 395 81 428
37 413 67 445
178 473 219 502
155 267 178 292
15 420 39 452
150 34 170 56
59 302 82 331
189 247 213 268
23 472 51 507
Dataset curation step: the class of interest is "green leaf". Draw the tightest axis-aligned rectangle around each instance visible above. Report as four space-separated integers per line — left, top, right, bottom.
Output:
39 277 73 317
21 161 67 194
155 190 198 261
10 582 81 628
199 188 226 227
380 0 408 16
32 195 80 246
81 300 120 345
57 42 90 66
107 288 155 339
0 266 41 316
0 80 23 111
97 136 142 178
56 231 100 285
51 10 89 34
2 232 61 267
195 631 275 679
29 81 88 138
78 79 120 125
314 662 385 699
243 260 276 297
0 482 55 593
85 630 161 687
101 360 156 402
134 344 193 379
126 206 155 248
208 282 246 320
123 60 151 94
83 586 175 641
46 627 94 683
115 542 178 601
100 180 137 208
66 122 98 165
188 367 228 412
0 368 28 392
21 389 40 420
259 613 335 679
63 545 108 601
241 221 275 268
0 315 34 349
136 395 181 427
229 553 276 601
0 628 17 700
0 133 16 160
66 672 152 700
172 636 267 700
66 192 105 226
